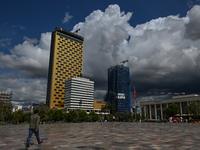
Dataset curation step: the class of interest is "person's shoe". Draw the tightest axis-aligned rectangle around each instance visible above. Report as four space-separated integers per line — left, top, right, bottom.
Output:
38 140 43 144
26 145 30 148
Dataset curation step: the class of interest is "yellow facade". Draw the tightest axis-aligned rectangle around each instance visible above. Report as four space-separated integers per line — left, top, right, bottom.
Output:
94 100 106 110
46 28 84 109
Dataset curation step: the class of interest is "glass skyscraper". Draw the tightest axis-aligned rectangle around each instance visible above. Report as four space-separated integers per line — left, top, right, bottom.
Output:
46 27 84 109
107 65 131 114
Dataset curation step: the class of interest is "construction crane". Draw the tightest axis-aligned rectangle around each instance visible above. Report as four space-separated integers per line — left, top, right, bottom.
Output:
120 60 128 65
105 60 129 68
148 92 185 95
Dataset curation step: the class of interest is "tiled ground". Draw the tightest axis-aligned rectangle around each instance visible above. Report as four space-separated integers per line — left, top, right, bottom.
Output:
0 122 200 150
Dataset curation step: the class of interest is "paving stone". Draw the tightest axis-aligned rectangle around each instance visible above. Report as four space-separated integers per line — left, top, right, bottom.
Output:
0 122 200 149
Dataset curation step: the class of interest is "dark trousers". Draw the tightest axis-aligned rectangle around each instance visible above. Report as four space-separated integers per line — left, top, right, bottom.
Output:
26 129 40 145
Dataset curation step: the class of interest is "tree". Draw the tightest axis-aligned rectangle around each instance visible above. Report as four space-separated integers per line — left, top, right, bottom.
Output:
33 102 49 122
89 111 98 122
12 109 24 123
22 113 32 123
125 112 132 122
166 104 179 117
188 101 200 116
0 101 13 121
63 112 69 122
78 110 87 122
48 109 54 121
53 109 64 121
109 101 117 114
79 100 82 110
68 110 78 122
114 112 120 121
101 101 116 114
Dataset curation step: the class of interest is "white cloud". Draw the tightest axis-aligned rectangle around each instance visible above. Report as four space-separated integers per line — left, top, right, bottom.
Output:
12 25 26 30
62 12 73 23
1 4 200 105
184 5 200 40
72 4 200 99
0 32 51 78
23 36 38 44
0 73 47 106
0 38 12 48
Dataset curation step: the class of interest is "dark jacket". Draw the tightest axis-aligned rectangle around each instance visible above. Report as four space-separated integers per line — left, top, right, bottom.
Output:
29 114 40 130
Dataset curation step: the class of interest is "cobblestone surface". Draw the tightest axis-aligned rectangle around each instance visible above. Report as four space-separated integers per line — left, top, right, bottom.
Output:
0 122 200 150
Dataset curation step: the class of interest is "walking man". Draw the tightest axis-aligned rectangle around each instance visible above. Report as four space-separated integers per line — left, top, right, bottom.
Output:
113 116 115 122
26 110 43 148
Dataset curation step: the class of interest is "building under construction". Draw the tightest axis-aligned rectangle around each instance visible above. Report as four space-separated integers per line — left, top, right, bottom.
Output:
107 65 131 114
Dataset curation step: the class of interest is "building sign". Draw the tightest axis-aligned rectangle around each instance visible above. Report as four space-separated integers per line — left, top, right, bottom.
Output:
116 93 125 99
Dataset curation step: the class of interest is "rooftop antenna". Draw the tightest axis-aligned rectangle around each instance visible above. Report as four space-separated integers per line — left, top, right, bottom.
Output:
74 29 80 34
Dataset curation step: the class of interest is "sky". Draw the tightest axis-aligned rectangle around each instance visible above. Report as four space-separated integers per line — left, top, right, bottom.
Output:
1 0 200 107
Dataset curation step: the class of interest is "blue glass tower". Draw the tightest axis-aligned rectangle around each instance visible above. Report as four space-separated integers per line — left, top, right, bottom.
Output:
107 65 131 114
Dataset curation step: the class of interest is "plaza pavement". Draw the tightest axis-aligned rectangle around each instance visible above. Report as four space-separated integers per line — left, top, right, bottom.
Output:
0 122 200 150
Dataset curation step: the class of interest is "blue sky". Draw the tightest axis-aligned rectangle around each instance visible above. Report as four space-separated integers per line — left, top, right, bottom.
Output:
0 0 200 107
0 0 195 49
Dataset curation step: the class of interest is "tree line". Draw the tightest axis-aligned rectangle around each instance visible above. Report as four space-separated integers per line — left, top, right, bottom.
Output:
0 101 140 124
1 100 200 124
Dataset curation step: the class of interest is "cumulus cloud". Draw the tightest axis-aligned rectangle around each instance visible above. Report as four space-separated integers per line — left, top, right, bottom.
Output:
0 33 51 106
1 4 200 106
72 4 200 102
23 36 38 44
184 5 200 40
62 12 73 23
0 32 51 78
0 73 47 106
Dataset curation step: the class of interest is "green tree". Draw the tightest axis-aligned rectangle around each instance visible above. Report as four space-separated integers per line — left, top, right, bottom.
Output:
114 112 120 121
12 109 24 123
33 102 49 122
22 113 32 123
0 101 13 121
188 101 200 116
48 109 54 121
166 104 179 117
109 101 117 114
89 111 98 122
125 112 132 122
79 100 82 110
68 110 78 122
101 101 116 114
78 110 87 122
53 109 64 121
63 112 69 122
101 105 107 114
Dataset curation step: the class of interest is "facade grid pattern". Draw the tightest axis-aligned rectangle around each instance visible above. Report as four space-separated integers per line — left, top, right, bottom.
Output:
0 91 12 102
46 28 84 109
107 65 131 114
64 77 94 110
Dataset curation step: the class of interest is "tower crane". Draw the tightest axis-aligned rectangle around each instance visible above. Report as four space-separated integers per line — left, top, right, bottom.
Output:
105 60 129 68
120 60 128 65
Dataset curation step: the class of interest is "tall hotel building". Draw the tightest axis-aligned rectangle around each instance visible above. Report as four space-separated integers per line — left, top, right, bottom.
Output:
46 27 84 109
